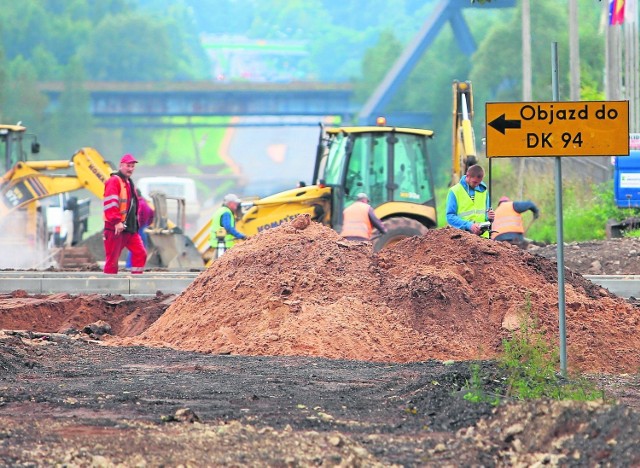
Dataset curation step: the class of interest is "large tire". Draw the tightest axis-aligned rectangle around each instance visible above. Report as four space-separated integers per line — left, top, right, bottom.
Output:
372 216 429 252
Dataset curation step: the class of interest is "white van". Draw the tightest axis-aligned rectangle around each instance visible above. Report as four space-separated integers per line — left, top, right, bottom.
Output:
41 193 91 247
136 176 200 227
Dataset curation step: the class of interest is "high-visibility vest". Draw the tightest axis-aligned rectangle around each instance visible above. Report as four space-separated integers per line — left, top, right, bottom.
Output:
491 201 524 239
451 182 489 238
210 206 237 248
103 176 128 222
340 201 372 239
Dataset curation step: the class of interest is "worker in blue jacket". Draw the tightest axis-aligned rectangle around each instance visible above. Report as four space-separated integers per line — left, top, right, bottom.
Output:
446 164 495 238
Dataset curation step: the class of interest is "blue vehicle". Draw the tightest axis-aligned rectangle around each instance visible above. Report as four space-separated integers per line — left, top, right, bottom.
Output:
610 136 640 237
614 149 640 208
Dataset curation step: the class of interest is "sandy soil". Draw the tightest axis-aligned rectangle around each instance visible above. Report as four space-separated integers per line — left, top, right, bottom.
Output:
2 217 640 466
117 218 640 374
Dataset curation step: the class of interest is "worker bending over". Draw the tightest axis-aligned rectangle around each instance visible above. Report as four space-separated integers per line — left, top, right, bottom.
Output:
340 192 387 241
446 164 495 237
491 196 539 244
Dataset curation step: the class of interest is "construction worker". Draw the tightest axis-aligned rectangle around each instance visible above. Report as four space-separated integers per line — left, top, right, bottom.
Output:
103 154 146 274
491 196 539 244
210 193 247 255
446 164 495 238
340 192 387 241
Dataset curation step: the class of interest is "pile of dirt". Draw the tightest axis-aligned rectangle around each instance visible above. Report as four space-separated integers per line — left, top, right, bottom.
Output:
0 292 173 337
124 215 640 373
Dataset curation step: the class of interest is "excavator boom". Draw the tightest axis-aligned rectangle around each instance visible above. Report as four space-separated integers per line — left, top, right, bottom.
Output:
451 80 478 186
0 147 113 218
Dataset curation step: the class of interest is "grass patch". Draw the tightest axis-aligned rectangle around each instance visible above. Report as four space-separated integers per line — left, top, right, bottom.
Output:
501 298 604 401
462 296 606 404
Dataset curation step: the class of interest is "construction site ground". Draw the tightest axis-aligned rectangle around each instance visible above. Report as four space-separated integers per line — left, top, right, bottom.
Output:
2 219 640 466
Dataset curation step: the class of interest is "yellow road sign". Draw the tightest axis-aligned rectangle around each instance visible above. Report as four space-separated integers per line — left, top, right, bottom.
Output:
485 101 629 157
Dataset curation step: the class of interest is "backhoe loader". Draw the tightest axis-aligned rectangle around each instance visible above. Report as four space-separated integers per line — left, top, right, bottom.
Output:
0 124 202 270
193 80 478 263
192 119 439 260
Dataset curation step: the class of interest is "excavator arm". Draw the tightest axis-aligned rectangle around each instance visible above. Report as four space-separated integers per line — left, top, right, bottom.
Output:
0 147 113 218
451 80 478 186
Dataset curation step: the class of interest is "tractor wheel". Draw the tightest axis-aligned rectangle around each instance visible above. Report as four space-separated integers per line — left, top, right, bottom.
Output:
372 217 430 252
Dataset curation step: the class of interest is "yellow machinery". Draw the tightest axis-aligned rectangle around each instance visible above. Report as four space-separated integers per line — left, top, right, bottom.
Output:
451 80 478 186
0 125 113 267
193 82 479 263
0 147 113 216
0 124 203 270
192 121 439 260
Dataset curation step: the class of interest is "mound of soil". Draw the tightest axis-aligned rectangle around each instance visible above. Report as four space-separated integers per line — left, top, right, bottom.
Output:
0 292 173 337
125 216 640 373
3 218 640 466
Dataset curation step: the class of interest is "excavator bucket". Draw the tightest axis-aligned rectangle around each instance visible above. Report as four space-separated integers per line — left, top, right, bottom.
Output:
145 192 205 270
146 230 204 270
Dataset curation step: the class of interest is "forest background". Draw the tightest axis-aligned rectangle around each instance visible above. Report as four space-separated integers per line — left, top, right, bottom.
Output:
0 0 616 239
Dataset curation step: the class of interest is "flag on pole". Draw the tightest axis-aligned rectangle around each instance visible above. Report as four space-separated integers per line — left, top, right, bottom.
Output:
625 0 637 25
610 0 626 25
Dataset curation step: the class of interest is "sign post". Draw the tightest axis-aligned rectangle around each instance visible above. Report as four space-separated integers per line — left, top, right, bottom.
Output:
485 44 629 377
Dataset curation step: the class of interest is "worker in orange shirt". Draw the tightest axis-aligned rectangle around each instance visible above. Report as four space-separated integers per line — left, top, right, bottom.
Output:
340 192 387 241
491 196 539 245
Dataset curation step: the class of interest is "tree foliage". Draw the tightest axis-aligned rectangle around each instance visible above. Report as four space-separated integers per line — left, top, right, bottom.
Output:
0 0 612 174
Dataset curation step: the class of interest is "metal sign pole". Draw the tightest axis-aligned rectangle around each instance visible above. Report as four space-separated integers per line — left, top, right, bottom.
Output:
485 49 629 380
551 41 568 377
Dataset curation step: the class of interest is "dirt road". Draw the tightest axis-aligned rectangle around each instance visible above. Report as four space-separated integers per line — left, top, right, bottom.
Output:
2 335 640 466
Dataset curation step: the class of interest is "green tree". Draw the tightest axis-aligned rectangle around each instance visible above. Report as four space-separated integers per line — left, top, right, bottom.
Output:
468 0 606 120
30 45 64 81
44 58 93 156
354 30 403 103
577 3 605 100
163 2 209 80
2 57 49 131
79 13 181 81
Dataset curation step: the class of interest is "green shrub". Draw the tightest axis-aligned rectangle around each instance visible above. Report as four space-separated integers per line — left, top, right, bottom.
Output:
461 296 607 404
500 297 605 401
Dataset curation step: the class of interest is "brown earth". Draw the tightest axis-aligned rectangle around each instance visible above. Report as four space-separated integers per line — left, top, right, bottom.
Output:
119 220 640 374
2 218 640 466
532 236 640 275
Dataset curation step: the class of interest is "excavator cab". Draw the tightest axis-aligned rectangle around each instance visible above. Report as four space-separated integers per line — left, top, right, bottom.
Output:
0 125 41 173
316 125 437 237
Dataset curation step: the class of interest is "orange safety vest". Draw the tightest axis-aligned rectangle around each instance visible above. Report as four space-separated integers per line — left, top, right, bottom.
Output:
103 177 129 222
340 201 373 239
491 201 524 239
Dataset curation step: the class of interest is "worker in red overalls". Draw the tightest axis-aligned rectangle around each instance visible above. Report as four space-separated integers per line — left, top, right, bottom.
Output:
102 154 146 274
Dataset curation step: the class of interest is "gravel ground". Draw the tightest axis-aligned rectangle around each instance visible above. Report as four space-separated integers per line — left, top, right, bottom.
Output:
1 335 640 467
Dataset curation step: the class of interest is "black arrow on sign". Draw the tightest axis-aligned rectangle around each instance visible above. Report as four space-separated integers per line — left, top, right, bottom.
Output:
488 114 521 135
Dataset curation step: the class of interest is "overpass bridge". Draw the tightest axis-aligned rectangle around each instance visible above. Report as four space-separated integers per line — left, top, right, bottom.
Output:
38 81 357 128
38 0 515 128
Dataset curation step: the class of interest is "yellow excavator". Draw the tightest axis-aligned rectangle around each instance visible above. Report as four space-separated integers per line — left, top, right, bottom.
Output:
0 124 203 270
193 80 478 264
0 125 113 267
192 118 439 261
